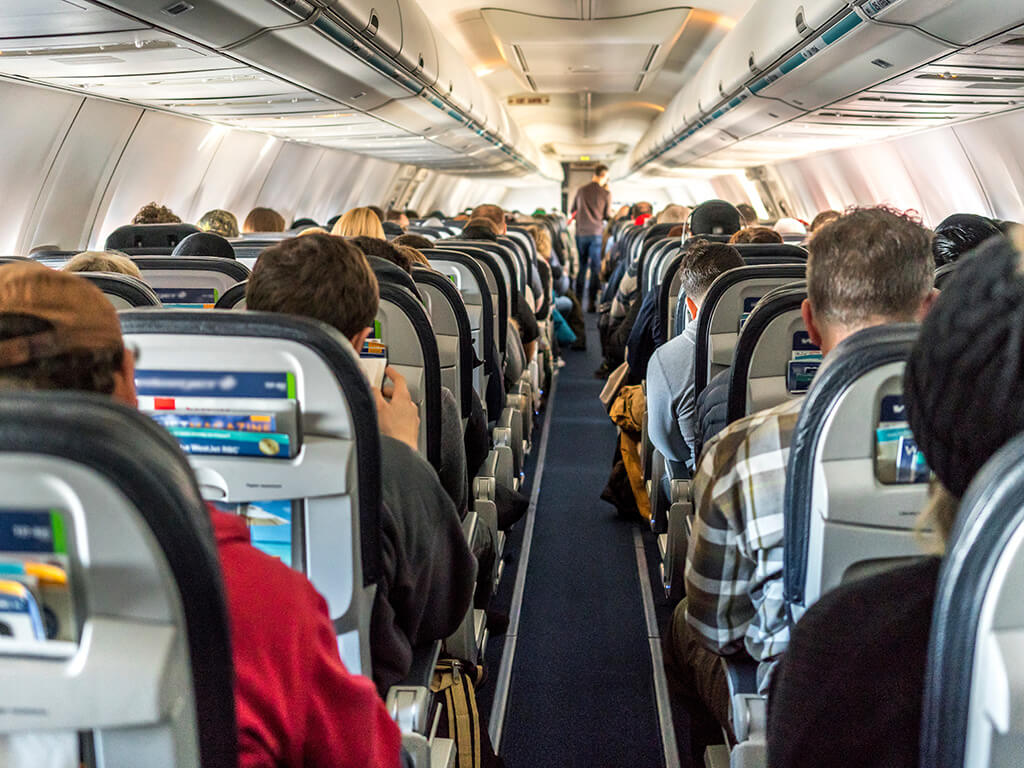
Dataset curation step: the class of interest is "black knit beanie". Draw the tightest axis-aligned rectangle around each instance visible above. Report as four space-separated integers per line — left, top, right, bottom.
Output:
904 233 1023 498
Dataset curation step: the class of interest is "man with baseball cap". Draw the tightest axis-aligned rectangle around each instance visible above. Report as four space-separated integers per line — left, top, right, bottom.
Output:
0 263 401 768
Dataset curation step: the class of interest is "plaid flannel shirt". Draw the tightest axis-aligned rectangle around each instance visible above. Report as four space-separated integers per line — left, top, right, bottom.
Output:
684 396 803 692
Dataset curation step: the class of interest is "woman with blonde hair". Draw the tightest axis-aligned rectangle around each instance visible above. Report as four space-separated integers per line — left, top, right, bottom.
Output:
242 207 286 233
331 207 385 239
63 250 142 279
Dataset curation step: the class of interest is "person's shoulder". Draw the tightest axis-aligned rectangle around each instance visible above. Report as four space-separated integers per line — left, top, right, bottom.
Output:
211 510 324 614
697 399 795 476
791 558 941 663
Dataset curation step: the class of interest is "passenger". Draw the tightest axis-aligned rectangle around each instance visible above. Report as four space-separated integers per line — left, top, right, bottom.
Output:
404 209 419 221
571 165 613 312
0 263 401 768
657 204 691 225
808 209 840 233
298 226 330 237
773 217 807 239
664 207 936 754
393 233 434 251
242 207 286 233
737 203 758 227
767 229 1024 768
62 251 142 279
332 207 386 239
291 217 320 230
172 231 236 260
932 212 1002 266
729 227 783 244
646 241 744 471
384 210 409 234
246 235 477 692
688 200 741 237
632 201 654 227
350 236 414 274
395 244 431 268
132 202 181 225
197 209 240 238
368 205 385 224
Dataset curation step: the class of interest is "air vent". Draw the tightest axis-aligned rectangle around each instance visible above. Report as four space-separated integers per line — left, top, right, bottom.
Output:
795 7 808 34
871 58 893 69
162 1 194 16
53 55 125 66
749 52 757 73
525 74 537 91
513 45 529 73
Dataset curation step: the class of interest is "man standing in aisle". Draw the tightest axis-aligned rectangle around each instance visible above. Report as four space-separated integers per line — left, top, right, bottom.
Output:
572 164 613 312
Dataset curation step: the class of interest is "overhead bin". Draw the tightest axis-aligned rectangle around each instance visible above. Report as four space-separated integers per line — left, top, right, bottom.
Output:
856 0 1024 47
229 22 413 111
396 0 439 86
751 17 951 112
97 0 312 50
0 0 145 38
318 0 402 58
434 34 475 114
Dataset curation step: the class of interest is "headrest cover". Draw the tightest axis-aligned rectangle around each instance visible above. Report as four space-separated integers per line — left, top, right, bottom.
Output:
905 234 1024 498
690 200 741 236
0 263 123 366
172 232 236 260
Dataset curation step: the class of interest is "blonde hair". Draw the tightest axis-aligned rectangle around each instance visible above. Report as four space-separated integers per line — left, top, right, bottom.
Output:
243 207 285 233
63 251 142 279
916 481 960 555
298 227 329 237
529 226 552 259
332 207 385 239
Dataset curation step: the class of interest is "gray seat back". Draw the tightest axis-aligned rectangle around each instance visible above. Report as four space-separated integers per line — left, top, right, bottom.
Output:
922 432 1024 768
0 392 235 767
784 324 928 624
130 256 249 308
120 310 381 677
727 282 813 424
693 264 807 399
76 271 162 309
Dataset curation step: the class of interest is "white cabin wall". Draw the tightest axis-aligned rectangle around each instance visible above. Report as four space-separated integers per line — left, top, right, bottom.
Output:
765 107 1024 227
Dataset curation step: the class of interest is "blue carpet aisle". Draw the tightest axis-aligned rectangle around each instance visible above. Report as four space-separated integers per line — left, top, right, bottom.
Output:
500 315 665 767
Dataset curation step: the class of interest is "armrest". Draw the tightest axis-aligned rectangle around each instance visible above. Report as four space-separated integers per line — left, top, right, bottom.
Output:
722 658 766 744
386 642 442 733
493 406 524 481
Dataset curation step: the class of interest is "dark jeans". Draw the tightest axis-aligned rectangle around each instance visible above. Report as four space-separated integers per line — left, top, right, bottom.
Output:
575 234 603 304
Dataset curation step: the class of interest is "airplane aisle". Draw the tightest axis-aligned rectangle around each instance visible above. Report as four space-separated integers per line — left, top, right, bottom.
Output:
500 316 665 767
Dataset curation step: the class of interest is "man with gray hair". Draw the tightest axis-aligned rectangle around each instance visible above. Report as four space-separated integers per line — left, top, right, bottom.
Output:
663 207 937 754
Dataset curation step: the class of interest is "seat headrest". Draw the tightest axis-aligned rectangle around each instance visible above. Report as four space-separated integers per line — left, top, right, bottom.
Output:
172 232 237 260
105 223 200 250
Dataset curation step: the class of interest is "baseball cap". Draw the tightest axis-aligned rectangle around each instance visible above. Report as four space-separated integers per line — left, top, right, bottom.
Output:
0 263 123 368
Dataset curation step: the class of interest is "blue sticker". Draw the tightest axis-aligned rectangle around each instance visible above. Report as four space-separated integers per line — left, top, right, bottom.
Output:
154 288 217 306
136 370 294 399
0 512 55 553
743 296 761 312
793 331 819 353
787 360 820 394
879 395 907 423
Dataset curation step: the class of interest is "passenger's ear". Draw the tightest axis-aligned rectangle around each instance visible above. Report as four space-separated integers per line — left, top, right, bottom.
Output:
916 289 940 321
351 326 373 352
802 299 824 349
114 346 138 409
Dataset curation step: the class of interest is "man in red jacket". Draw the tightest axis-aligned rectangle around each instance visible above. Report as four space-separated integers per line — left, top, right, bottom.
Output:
0 262 401 768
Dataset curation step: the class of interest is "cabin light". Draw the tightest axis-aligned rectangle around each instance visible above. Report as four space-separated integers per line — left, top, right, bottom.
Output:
474 66 494 77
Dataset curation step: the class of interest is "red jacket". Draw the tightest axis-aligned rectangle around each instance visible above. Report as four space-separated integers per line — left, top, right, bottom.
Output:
210 508 401 768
